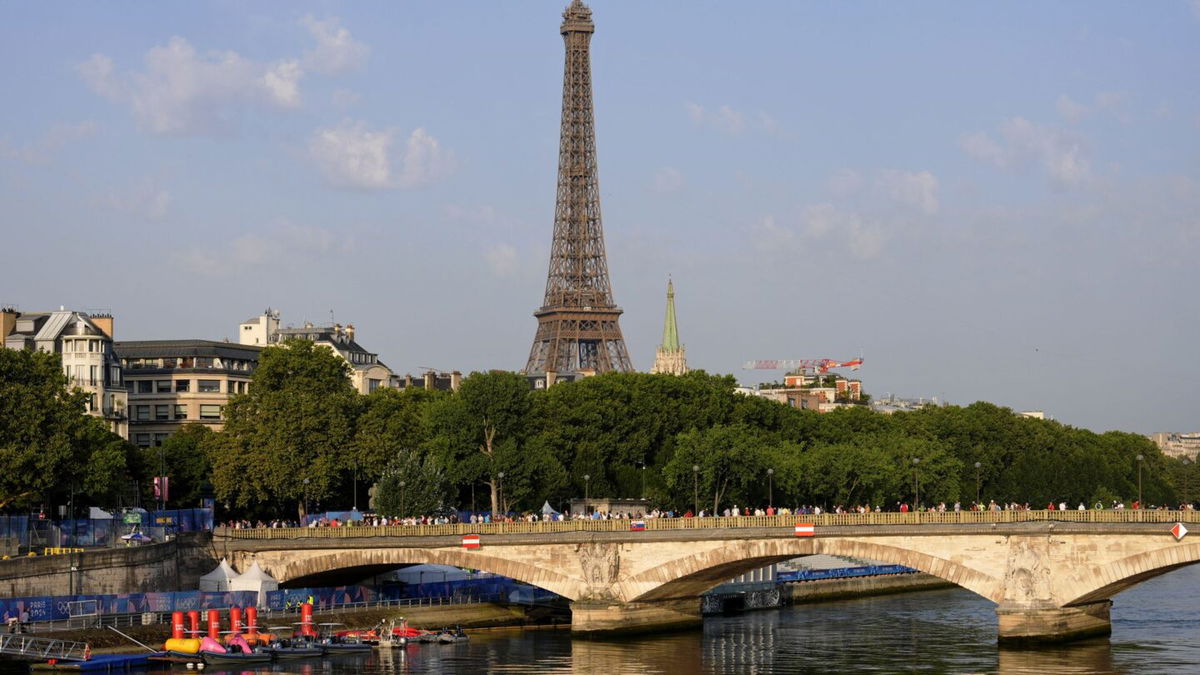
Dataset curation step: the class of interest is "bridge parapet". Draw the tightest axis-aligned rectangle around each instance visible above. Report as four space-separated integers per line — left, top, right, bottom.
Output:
215 509 1200 540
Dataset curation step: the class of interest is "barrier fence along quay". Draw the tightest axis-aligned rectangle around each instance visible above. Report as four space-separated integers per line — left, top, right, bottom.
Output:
217 509 1200 539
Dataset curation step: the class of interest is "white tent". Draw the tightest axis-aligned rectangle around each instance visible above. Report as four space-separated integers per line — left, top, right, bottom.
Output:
230 561 278 608
198 558 238 592
541 501 560 516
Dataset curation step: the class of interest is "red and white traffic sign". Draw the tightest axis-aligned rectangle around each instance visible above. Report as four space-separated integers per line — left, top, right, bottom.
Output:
794 523 815 537
462 534 481 549
1172 523 1188 541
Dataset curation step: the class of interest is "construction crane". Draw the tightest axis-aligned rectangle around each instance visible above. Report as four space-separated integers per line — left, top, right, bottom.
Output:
742 357 863 374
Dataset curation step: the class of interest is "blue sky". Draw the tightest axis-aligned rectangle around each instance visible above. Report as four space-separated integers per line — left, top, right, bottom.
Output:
2 1 1198 434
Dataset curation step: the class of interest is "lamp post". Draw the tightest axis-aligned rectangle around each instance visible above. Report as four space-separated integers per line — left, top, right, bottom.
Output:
583 474 590 515
353 460 358 512
912 458 921 510
767 468 774 509
640 462 646 500
497 472 505 515
1136 454 1144 507
974 461 982 506
692 465 700 516
399 480 406 517
158 443 166 513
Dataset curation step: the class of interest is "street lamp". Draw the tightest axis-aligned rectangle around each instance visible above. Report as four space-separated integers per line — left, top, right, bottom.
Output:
1136 454 1144 508
353 460 358 512
399 480 406 517
302 478 310 521
640 462 646 500
497 473 505 515
692 465 700 516
912 458 921 510
767 468 774 509
974 461 982 506
583 474 589 515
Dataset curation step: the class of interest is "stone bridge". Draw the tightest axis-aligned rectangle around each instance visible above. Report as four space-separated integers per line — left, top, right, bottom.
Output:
214 512 1200 644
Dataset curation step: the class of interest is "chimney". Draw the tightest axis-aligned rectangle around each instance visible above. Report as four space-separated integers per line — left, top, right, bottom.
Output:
450 371 462 392
0 308 18 342
424 371 435 390
345 324 355 340
404 374 413 388
90 314 114 339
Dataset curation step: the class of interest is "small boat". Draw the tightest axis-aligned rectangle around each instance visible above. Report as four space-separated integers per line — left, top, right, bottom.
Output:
317 623 373 655
437 626 469 644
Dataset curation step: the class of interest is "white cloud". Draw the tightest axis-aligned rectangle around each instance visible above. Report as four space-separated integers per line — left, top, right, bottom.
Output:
0 121 97 166
826 169 863 197
877 169 939 215
301 15 368 75
652 167 684 192
308 121 453 190
105 178 171 220
331 88 361 109
78 37 305 134
485 243 518 277
757 204 887 261
685 102 745 135
960 117 1091 187
1056 94 1088 124
175 220 347 276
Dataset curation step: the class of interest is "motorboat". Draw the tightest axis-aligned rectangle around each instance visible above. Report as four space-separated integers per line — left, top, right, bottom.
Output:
437 626 469 644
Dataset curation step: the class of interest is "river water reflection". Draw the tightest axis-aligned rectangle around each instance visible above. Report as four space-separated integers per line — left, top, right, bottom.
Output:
34 564 1200 674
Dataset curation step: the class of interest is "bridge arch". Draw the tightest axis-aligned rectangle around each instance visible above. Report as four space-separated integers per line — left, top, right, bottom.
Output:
244 548 581 601
623 538 1001 604
1062 541 1200 606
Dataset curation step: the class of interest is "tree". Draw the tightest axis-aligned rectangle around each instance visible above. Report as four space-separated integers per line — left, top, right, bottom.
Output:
0 348 131 509
207 339 360 518
665 424 775 514
427 371 533 514
375 451 448 517
353 387 442 483
140 424 215 509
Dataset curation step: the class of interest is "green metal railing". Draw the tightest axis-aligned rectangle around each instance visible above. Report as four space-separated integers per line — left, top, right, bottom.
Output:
216 509 1200 540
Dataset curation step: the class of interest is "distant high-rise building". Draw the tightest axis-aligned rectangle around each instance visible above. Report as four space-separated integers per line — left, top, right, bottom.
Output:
650 280 688 376
524 0 633 375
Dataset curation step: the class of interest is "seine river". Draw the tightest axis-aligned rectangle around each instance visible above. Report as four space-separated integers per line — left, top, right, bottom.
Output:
10 565 1200 674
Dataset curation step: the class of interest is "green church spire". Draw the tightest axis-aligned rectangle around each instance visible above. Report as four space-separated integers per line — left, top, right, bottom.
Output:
661 279 680 351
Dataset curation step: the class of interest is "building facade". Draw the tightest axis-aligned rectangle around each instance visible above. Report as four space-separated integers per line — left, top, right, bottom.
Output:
1150 432 1200 461
743 371 864 413
239 311 395 395
114 340 261 448
2 307 128 438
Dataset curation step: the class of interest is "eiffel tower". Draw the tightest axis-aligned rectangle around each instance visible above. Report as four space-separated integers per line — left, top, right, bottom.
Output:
523 0 633 375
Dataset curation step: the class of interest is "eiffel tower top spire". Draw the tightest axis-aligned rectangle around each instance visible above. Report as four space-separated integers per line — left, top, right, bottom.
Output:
524 1 633 375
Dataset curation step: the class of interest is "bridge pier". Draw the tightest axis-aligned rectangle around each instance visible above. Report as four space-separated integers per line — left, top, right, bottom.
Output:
570 598 701 635
996 600 1112 645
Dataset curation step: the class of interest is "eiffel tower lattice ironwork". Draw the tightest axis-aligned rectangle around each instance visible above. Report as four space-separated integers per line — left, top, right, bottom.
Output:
523 0 633 375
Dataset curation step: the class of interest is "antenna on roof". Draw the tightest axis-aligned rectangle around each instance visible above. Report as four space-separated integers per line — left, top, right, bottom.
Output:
329 309 335 325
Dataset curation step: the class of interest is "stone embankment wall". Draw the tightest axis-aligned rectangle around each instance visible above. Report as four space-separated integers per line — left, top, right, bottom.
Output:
784 572 952 604
0 532 218 597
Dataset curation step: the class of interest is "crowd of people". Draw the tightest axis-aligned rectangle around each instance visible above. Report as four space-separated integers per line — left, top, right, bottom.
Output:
219 497 1196 530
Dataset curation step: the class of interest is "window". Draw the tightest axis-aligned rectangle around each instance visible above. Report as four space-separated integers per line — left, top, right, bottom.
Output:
155 405 169 420
154 433 168 447
89 365 98 386
135 433 151 447
136 405 150 421
174 404 187 420
137 381 153 394
198 380 220 393
176 379 190 393
157 380 171 393
87 340 95 352
196 357 214 368
368 379 381 393
162 358 177 368
179 357 194 368
65 365 72 379
199 404 221 420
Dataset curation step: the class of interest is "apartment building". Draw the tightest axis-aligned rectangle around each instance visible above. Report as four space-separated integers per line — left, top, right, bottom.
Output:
113 340 261 448
239 310 394 394
2 307 128 438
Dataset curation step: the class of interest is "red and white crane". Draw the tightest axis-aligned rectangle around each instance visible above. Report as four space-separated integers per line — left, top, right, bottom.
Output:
741 357 863 373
